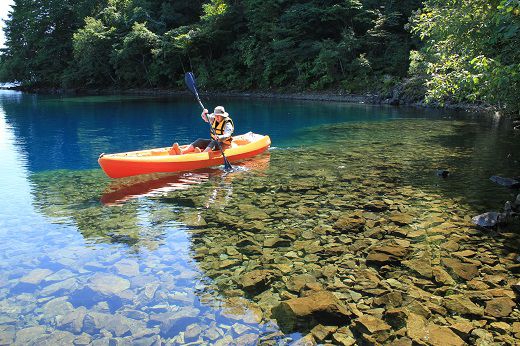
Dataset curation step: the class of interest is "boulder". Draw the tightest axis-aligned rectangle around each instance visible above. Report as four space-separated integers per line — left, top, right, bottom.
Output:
484 297 515 318
286 274 317 293
489 175 520 188
19 268 53 285
427 325 465 346
403 252 433 278
272 291 352 332
436 169 449 178
87 273 130 296
443 295 484 316
389 213 414 225
366 245 408 265
441 258 479 281
355 315 391 334
471 212 505 228
334 215 365 232
241 270 276 294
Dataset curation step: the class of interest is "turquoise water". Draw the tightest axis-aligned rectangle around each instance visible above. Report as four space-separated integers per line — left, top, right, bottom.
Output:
0 90 519 345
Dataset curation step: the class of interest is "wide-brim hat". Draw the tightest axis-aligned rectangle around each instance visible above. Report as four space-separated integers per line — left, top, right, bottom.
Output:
213 106 229 117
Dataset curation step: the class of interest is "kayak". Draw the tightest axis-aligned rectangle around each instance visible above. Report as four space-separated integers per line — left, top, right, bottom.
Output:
98 132 271 178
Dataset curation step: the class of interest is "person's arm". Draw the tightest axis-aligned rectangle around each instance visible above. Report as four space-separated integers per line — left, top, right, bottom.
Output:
201 109 214 123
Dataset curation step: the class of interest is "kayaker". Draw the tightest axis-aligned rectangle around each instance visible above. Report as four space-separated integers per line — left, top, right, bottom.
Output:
170 106 234 155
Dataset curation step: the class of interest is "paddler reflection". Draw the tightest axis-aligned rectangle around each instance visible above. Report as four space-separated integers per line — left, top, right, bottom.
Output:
100 153 270 206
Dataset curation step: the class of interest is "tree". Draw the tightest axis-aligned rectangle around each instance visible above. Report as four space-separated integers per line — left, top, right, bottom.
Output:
410 0 520 114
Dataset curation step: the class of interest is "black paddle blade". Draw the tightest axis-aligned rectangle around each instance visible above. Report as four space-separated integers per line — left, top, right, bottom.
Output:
184 72 199 97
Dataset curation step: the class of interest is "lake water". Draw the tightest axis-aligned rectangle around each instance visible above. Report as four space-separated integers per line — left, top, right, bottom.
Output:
0 90 519 345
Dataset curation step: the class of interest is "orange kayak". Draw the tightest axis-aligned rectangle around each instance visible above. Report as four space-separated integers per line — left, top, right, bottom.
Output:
98 132 271 178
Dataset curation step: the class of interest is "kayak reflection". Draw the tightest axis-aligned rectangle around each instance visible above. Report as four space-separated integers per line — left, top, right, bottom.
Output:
101 153 271 205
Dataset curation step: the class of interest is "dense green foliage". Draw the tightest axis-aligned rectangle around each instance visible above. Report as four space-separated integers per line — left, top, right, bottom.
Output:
1 0 519 113
410 0 520 114
0 0 419 93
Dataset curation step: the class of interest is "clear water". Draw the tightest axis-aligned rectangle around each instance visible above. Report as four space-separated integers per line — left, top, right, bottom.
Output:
0 90 519 344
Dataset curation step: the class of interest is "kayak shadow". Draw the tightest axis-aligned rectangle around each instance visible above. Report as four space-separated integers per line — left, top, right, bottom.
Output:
100 153 271 205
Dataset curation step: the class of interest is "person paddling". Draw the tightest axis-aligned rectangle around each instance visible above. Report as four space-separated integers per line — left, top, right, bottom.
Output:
170 106 234 155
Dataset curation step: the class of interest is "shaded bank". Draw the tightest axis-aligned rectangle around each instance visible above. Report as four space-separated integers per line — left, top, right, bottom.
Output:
7 85 498 115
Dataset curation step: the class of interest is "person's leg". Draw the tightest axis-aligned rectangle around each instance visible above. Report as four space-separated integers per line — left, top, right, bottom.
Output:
169 142 181 155
203 140 232 152
203 140 218 152
182 139 211 154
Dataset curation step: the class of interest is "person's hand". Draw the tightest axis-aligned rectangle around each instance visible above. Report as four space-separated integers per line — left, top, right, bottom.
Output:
202 109 208 115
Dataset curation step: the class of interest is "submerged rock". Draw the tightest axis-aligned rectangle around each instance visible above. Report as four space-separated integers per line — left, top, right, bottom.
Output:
87 273 130 296
366 244 408 265
471 212 505 228
490 175 520 188
19 268 53 286
436 169 450 178
441 258 479 281
443 295 484 316
272 291 353 332
241 270 277 294
485 297 515 318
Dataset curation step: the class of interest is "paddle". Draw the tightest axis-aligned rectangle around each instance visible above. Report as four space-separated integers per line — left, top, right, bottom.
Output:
184 72 232 171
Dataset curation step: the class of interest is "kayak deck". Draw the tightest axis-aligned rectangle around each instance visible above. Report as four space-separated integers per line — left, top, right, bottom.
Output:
98 132 271 178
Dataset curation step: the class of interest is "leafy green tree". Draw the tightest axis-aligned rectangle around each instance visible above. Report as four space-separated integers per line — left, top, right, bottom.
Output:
111 22 159 86
0 0 106 86
70 17 117 86
410 0 520 114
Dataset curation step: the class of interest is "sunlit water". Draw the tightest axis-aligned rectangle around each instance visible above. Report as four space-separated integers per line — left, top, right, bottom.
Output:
0 90 519 345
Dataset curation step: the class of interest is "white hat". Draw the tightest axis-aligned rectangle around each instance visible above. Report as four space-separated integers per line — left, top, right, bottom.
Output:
213 106 229 117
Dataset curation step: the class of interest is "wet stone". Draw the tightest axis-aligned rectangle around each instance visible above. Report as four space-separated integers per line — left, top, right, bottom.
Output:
184 323 202 341
114 259 140 277
355 315 391 334
286 273 317 293
73 333 92 345
19 268 53 285
150 307 200 334
484 297 515 318
232 333 258 346
40 277 78 296
38 330 75 345
241 270 276 294
13 326 47 345
441 258 479 281
427 325 465 346
87 273 131 296
57 306 88 334
443 295 484 316
310 324 337 341
389 213 414 225
0 325 15 345
366 245 408 264
272 291 353 331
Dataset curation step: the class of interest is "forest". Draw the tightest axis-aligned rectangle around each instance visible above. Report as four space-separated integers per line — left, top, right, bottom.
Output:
1 0 519 114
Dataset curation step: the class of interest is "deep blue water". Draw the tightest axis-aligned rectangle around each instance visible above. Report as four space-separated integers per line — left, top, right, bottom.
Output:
1 91 461 172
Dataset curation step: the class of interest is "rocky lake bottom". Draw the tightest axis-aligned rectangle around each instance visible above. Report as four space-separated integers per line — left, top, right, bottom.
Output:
1 119 519 345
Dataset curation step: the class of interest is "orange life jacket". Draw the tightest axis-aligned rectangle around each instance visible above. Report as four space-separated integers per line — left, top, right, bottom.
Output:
211 117 234 145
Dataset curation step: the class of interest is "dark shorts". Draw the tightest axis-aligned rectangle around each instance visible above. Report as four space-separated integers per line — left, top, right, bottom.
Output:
191 138 219 150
